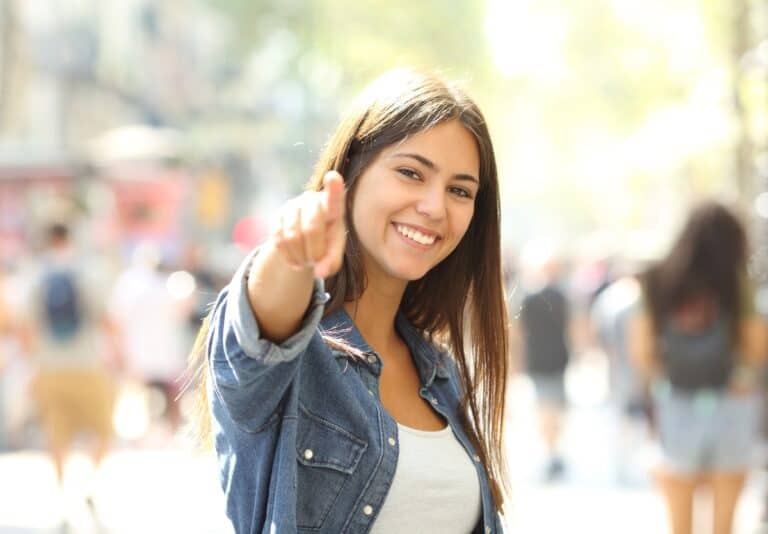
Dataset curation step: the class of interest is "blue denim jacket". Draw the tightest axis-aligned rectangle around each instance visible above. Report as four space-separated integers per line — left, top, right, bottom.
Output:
207 252 503 533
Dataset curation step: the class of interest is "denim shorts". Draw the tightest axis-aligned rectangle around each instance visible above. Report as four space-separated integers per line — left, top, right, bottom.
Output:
530 373 567 408
654 382 761 474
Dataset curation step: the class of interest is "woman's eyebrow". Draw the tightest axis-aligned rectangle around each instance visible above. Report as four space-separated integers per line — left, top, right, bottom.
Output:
390 152 479 184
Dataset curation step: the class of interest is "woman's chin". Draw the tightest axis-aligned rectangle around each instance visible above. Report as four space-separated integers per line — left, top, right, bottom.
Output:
369 255 438 283
390 264 432 282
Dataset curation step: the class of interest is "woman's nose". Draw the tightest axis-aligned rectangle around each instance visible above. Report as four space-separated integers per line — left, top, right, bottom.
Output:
415 186 446 220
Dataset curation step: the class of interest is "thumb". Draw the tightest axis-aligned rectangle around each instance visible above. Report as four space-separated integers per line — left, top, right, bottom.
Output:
322 171 345 222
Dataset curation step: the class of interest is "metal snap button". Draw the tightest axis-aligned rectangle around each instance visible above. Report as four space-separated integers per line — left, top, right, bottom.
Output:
363 504 374 516
303 449 314 460
388 437 396 446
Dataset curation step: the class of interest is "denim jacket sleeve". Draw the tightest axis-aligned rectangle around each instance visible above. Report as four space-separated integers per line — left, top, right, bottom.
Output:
207 248 328 431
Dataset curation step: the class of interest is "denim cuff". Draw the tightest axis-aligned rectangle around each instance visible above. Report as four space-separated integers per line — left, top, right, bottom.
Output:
226 247 329 364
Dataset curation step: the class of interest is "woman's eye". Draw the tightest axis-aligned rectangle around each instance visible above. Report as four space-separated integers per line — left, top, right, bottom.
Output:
397 168 420 180
450 187 473 199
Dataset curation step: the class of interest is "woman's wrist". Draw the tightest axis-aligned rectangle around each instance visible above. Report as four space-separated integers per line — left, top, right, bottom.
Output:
245 240 316 343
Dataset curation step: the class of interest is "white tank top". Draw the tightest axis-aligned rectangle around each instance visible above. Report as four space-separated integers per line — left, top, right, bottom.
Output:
370 423 482 533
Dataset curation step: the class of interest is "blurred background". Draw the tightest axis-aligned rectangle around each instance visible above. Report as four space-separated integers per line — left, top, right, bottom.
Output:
0 0 767 533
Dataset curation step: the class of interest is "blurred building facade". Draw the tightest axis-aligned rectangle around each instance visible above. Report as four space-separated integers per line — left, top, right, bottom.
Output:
0 0 318 268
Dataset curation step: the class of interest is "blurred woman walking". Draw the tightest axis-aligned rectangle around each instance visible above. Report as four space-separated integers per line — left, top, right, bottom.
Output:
630 201 767 534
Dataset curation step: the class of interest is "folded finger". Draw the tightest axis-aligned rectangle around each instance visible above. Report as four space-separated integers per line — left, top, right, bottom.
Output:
314 217 347 279
301 195 327 264
275 201 308 270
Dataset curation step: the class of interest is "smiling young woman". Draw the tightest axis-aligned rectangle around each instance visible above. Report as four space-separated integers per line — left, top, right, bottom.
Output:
188 68 510 534
350 120 479 285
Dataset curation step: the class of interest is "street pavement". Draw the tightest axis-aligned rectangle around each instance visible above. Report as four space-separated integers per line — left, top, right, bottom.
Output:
0 446 232 534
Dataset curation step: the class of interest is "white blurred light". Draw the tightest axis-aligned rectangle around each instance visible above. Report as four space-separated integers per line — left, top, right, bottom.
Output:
755 286 768 316
166 270 196 300
485 0 568 79
754 192 768 218
113 385 150 441
758 40 768 65
565 349 609 407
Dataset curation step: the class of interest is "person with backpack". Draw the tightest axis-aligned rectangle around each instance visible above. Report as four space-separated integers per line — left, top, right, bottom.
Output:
629 202 767 534
19 222 121 526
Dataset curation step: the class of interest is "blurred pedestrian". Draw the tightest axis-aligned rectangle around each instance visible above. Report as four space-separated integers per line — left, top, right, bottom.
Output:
630 202 767 534
0 266 11 451
1 261 35 452
188 68 510 533
590 267 648 484
18 223 121 524
517 246 571 481
182 242 222 355
109 242 189 436
183 243 221 327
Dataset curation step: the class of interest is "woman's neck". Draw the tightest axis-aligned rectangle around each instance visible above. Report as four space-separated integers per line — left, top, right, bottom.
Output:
670 293 718 331
343 277 407 358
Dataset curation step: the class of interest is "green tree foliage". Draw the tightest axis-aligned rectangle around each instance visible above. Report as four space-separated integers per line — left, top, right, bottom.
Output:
204 0 492 86
204 0 749 251
484 0 740 248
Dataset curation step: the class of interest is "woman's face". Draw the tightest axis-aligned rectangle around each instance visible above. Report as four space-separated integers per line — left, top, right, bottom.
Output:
350 119 480 287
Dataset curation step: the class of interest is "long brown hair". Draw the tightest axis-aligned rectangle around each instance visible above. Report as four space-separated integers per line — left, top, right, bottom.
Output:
642 201 749 344
188 68 510 512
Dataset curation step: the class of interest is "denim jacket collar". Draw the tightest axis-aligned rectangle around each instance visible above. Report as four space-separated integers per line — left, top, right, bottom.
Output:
394 311 451 386
319 307 450 387
319 307 372 355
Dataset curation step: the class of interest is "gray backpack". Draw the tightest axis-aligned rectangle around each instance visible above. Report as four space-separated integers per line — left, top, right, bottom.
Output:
659 316 732 391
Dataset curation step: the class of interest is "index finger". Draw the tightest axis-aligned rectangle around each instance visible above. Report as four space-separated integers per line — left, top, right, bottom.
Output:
322 171 345 222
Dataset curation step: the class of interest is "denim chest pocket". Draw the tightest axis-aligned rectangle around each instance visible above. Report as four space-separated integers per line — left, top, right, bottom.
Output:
296 406 368 530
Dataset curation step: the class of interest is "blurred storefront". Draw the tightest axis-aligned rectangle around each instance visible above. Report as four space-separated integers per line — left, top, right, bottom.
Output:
0 149 78 263
0 130 237 269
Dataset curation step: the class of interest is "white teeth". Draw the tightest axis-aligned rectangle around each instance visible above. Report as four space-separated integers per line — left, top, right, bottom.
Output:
395 224 436 245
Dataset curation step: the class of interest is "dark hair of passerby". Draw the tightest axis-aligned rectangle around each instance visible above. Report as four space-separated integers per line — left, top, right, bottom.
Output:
641 201 748 345
46 223 70 246
187 67 511 525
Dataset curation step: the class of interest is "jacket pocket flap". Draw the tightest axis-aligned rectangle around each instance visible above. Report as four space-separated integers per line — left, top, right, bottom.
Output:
296 409 367 474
